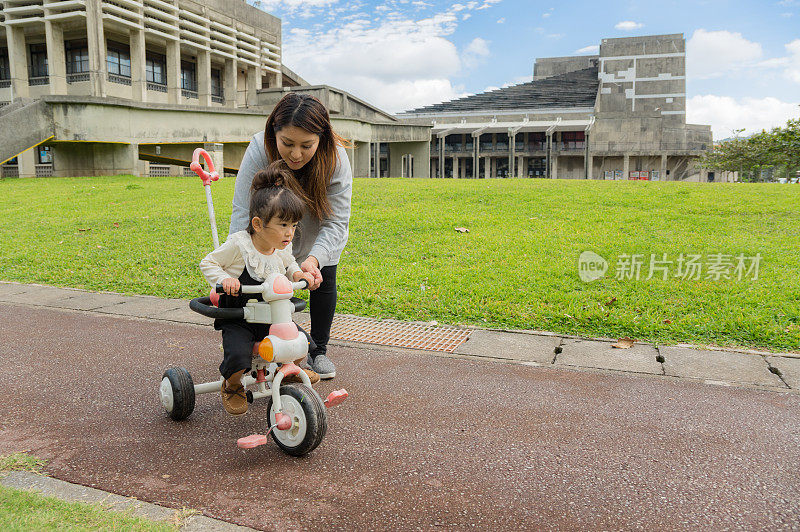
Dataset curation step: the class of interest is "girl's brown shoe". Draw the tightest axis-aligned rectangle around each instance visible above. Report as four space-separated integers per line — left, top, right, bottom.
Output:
221 380 248 415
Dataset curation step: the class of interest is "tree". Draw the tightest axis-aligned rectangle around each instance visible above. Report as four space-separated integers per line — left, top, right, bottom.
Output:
701 114 800 182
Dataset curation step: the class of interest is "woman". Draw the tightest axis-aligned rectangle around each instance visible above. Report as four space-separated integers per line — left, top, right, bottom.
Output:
229 93 352 380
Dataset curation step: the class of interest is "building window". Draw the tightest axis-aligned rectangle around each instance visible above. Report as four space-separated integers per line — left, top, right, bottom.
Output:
561 131 585 150
479 133 492 152
528 132 546 151
0 49 9 81
37 146 53 165
65 40 89 74
107 42 131 77
146 53 166 85
181 61 197 91
29 44 48 78
211 68 222 98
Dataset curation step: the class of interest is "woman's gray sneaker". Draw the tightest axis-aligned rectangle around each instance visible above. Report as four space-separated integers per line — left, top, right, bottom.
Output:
310 354 336 379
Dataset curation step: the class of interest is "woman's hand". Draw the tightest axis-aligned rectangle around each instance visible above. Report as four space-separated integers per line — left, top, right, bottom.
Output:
292 270 316 288
222 277 241 296
300 256 323 290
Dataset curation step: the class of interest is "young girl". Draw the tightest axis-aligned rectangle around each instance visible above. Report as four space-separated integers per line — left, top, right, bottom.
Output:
200 160 316 416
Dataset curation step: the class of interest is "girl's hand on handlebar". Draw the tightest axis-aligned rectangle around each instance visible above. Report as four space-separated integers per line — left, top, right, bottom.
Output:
222 277 240 296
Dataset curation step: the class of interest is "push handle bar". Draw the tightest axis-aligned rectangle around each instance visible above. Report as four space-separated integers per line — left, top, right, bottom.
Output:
190 148 219 186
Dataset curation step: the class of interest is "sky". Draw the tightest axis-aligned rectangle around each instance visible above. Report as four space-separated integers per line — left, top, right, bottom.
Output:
252 0 800 139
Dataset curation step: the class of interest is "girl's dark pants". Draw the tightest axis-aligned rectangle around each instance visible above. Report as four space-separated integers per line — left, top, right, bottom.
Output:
216 264 337 379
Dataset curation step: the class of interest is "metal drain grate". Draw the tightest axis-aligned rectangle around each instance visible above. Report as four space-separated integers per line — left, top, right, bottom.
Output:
294 314 472 353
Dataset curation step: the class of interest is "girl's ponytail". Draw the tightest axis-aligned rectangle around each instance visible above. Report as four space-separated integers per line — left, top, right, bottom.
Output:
252 159 290 192
247 160 307 234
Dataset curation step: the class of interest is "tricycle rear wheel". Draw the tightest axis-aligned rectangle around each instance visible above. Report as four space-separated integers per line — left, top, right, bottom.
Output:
160 367 195 421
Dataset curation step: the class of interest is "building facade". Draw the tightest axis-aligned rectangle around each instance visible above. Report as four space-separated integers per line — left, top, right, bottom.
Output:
399 34 719 182
0 0 430 178
1 0 283 108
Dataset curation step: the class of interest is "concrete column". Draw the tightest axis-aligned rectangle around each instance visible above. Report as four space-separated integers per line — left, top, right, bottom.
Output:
120 143 140 176
166 40 181 104
472 134 479 179
353 141 370 178
583 133 590 179
224 58 237 108
509 132 515 177
438 135 445 178
660 154 667 181
623 154 630 180
491 157 497 178
197 50 211 107
203 142 223 176
345 146 355 177
85 0 107 97
246 66 258 107
452 155 458 179
586 154 594 179
17 149 36 178
545 133 552 178
6 26 29 99
129 28 146 102
517 156 524 178
552 155 558 179
45 21 67 94
484 156 490 179
522 157 528 178
388 141 430 178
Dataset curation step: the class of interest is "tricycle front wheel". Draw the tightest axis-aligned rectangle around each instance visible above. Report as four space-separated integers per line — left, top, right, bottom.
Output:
267 383 327 456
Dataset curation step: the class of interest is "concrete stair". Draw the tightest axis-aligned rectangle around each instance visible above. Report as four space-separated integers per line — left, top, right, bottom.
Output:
0 98 55 164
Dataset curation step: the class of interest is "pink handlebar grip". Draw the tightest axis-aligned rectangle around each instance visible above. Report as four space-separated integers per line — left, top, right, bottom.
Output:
190 148 220 186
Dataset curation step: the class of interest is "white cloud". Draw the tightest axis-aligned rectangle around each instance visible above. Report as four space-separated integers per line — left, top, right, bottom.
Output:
282 9 484 113
259 0 339 17
496 17 505 23
687 95 800 139
462 37 490 68
542 12 550 18
783 39 800 82
615 20 643 31
686 29 763 79
476 0 501 10
575 45 599 54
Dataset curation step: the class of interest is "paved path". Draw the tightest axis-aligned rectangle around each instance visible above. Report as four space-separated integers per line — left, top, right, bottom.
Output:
1 287 799 529
1 281 798 393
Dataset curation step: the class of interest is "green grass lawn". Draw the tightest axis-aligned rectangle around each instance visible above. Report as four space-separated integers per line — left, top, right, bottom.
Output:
0 453 177 531
1 175 798 352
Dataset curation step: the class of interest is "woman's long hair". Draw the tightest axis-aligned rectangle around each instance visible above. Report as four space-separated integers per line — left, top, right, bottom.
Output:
263 93 350 220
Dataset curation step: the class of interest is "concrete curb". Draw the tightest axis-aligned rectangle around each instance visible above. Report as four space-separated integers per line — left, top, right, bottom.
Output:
0 471 256 531
1 280 797 394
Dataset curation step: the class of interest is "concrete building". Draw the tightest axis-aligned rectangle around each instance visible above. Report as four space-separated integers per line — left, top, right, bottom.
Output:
0 0 430 178
399 34 719 182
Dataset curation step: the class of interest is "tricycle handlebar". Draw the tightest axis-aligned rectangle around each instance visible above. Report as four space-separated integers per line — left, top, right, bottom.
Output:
215 279 309 294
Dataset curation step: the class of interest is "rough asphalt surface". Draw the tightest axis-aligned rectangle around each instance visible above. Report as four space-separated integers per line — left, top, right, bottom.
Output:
1 303 799 530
